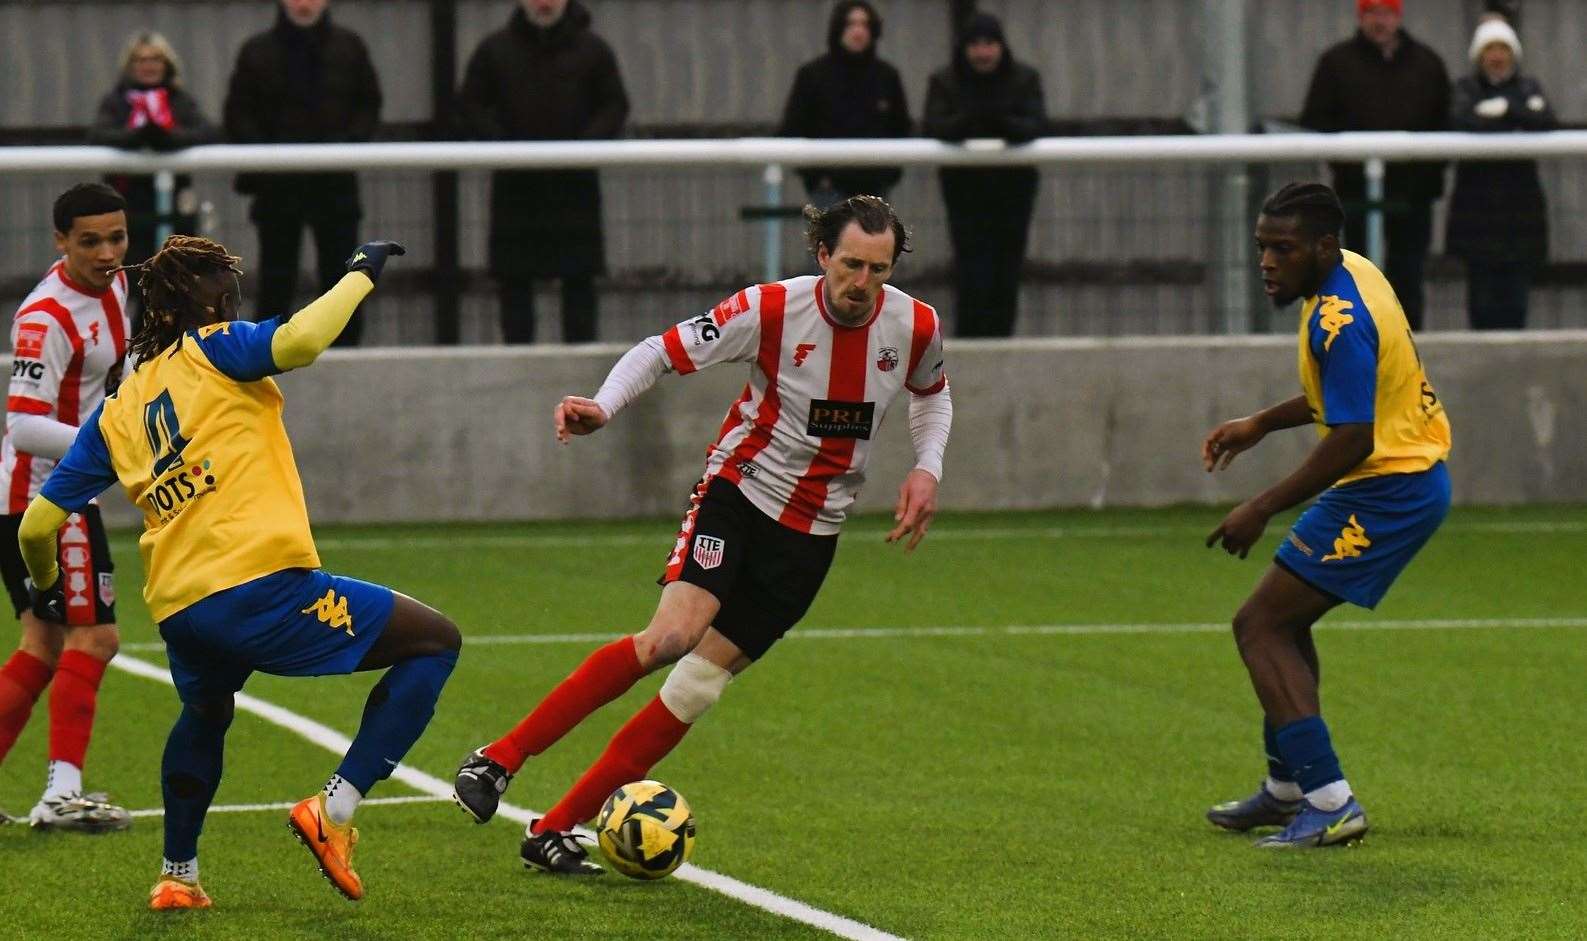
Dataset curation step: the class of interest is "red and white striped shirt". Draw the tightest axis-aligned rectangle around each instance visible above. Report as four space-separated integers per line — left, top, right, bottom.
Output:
2 261 130 513
603 275 947 536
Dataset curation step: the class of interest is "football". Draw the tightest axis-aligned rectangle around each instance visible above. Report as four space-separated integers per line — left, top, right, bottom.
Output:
595 780 697 880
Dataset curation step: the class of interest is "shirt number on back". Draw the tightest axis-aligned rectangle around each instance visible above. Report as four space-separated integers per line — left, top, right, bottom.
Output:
144 390 191 477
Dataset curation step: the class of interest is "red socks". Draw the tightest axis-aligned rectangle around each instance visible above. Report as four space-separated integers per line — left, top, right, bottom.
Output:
0 651 53 762
48 650 106 769
536 695 690 834
483 636 645 773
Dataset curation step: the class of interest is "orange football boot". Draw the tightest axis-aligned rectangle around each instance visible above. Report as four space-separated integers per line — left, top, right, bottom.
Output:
287 793 364 901
149 876 212 910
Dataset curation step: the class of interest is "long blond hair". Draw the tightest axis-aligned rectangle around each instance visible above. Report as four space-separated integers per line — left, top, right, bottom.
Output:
117 30 184 87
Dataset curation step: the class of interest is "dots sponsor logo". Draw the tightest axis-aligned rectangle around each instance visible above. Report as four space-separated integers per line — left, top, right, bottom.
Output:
143 458 218 526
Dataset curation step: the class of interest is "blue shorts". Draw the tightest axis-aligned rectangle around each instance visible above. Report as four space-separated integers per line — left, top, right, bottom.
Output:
159 569 396 704
1274 463 1450 610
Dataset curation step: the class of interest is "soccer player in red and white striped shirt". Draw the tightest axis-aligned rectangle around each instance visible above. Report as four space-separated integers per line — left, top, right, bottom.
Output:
454 196 953 873
0 184 132 830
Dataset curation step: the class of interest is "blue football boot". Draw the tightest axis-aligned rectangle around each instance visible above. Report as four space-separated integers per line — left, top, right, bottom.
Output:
1206 783 1303 831
1254 796 1368 848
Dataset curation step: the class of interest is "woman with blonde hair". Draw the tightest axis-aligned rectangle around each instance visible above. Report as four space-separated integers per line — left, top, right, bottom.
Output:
88 31 219 308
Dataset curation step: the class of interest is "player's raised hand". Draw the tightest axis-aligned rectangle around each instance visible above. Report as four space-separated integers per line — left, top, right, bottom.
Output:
553 396 609 443
886 468 939 552
345 240 406 284
1205 500 1269 559
1202 416 1266 472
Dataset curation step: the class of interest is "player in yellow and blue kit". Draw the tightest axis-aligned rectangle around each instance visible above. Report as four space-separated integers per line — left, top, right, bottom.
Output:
1201 183 1452 848
15 236 461 908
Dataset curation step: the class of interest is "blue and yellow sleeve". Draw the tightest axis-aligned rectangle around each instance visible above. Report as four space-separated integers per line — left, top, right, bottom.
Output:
1311 301 1379 426
192 318 285 382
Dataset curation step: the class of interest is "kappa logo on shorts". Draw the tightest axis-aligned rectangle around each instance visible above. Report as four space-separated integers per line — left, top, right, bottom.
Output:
692 535 726 570
1321 514 1371 562
302 589 355 636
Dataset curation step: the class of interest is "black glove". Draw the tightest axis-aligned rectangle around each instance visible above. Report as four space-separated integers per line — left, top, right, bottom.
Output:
345 240 406 284
25 574 66 624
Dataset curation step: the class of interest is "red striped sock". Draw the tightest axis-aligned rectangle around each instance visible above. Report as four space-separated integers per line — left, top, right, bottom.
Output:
48 650 107 769
483 636 645 773
535 695 690 834
0 651 53 762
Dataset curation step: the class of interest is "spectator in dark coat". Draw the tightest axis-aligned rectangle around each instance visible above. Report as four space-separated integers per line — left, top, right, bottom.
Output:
1299 0 1449 330
922 13 1045 338
224 0 381 345
779 1 912 207
1446 16 1555 330
89 31 219 330
458 0 629 344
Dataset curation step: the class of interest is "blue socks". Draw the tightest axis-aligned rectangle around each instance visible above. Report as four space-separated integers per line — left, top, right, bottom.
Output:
336 650 457 794
1263 720 1295 785
161 703 233 863
1273 715 1345 794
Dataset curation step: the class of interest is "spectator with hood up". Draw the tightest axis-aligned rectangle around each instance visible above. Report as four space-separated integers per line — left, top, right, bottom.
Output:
458 0 630 345
923 12 1046 338
779 1 912 208
224 0 382 345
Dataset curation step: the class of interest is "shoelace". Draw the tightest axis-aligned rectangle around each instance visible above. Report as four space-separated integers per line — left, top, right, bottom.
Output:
545 830 593 862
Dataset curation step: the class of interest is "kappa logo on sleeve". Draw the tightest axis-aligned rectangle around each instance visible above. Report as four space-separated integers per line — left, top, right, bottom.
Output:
14 322 49 359
1317 296 1355 352
806 399 876 439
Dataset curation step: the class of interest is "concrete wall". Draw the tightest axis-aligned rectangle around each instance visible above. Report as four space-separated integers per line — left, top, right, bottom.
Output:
34 331 1585 529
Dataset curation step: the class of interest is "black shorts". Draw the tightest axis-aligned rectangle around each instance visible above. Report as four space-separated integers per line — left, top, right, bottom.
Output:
0 505 116 625
659 477 837 660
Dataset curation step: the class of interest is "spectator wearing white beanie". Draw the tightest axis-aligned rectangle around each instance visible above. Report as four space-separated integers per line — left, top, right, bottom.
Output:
1446 16 1557 330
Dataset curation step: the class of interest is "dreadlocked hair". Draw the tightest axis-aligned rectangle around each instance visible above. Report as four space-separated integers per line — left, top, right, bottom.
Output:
116 235 243 363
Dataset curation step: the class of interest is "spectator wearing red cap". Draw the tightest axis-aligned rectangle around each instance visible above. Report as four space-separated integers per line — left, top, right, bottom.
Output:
1300 0 1449 330
1446 16 1556 330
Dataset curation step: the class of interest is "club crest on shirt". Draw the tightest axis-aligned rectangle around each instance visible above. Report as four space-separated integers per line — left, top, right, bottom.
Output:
692 535 725 570
876 346 899 372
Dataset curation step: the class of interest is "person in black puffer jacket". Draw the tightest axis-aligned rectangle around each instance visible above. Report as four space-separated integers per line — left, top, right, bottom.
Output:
224 0 382 345
779 1 913 208
1446 16 1556 330
89 31 219 333
923 13 1046 338
457 0 629 345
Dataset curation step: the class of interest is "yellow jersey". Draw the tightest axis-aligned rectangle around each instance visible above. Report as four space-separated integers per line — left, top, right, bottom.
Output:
1297 250 1452 486
40 319 319 621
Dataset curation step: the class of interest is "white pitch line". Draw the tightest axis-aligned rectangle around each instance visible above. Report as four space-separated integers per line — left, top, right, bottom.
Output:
102 518 1587 554
107 653 905 941
118 616 1587 654
127 795 449 819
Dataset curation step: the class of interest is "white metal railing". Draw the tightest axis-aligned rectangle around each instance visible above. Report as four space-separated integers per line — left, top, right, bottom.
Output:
6 131 1584 295
6 132 1587 173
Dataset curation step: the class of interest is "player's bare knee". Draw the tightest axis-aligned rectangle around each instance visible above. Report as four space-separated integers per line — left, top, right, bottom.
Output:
635 621 707 669
65 624 120 662
18 625 63 666
432 614 462 654
658 653 733 723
